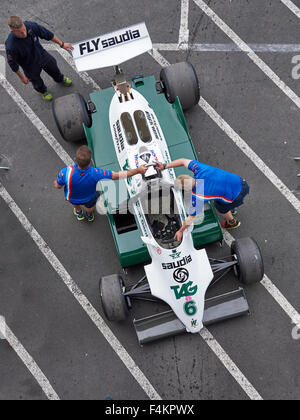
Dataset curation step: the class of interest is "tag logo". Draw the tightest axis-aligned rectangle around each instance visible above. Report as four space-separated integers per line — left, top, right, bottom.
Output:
170 281 197 299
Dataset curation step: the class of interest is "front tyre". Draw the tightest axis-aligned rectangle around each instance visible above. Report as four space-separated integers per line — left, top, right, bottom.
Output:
100 274 129 322
231 237 264 285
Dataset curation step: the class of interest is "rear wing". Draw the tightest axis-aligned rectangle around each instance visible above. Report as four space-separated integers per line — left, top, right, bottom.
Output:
72 22 152 72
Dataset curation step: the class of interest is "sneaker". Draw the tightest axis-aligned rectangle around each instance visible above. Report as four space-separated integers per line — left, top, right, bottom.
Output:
63 77 72 87
85 212 95 222
221 219 241 230
42 92 53 101
73 208 85 221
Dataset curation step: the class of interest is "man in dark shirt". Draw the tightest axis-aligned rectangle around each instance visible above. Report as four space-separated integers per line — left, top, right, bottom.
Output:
5 16 74 101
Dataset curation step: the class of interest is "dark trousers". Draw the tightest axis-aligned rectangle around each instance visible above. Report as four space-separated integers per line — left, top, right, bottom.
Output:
26 53 64 94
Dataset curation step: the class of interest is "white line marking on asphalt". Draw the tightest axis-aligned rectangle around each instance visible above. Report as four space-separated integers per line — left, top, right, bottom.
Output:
0 73 74 167
153 43 300 52
150 49 300 214
0 184 161 401
2 43 300 54
0 318 60 400
280 0 300 18
200 328 263 400
193 0 300 109
179 0 190 47
223 232 300 326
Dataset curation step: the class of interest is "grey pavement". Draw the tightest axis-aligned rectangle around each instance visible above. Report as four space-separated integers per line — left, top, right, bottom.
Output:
0 0 299 400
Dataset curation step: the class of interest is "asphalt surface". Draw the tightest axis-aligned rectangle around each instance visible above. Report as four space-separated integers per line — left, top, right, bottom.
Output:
0 0 300 400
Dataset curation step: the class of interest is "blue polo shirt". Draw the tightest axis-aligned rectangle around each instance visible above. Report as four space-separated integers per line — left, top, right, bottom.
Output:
5 21 54 74
57 164 113 204
188 160 243 216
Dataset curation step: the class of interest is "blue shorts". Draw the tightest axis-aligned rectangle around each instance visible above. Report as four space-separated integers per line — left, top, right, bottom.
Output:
70 191 100 208
214 181 250 214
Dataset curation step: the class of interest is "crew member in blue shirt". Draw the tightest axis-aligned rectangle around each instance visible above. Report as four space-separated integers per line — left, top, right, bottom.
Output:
54 146 148 222
157 159 250 241
5 16 73 101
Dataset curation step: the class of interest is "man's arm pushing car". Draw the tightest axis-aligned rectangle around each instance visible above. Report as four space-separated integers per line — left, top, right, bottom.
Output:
54 165 148 189
156 158 191 171
111 166 148 180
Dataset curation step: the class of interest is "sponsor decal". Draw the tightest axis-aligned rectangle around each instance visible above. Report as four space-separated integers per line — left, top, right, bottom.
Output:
150 150 159 162
173 268 189 283
145 112 163 142
156 247 162 255
191 319 198 328
170 250 181 260
134 154 139 168
78 29 141 56
112 121 124 153
170 281 198 300
162 255 192 270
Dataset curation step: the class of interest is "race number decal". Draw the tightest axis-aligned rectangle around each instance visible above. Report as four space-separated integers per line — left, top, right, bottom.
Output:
184 300 197 316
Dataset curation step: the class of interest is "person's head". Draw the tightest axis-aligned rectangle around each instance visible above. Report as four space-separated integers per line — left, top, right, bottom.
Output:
8 16 27 38
76 146 92 169
174 175 195 192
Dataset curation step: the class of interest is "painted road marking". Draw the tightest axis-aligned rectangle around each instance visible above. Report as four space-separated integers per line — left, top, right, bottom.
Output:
0 184 161 401
3 43 300 53
179 0 190 47
0 318 60 400
193 0 300 110
153 43 300 52
280 0 300 18
200 328 263 400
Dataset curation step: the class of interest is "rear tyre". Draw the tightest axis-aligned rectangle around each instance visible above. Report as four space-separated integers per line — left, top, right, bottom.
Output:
231 237 264 285
52 93 92 142
100 274 129 321
160 62 200 111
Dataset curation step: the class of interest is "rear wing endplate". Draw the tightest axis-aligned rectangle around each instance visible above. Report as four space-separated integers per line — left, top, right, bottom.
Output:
72 22 152 72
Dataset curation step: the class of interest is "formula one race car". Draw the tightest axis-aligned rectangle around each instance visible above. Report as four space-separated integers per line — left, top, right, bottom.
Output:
53 23 264 344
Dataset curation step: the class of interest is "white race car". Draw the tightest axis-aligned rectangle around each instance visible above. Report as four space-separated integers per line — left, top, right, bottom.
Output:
53 23 264 344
